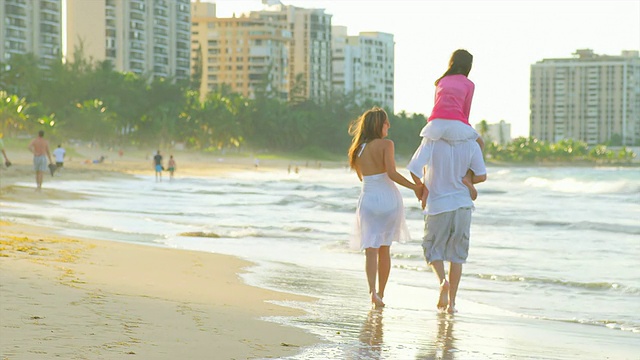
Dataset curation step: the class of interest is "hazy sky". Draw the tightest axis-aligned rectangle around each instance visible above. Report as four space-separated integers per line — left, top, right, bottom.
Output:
207 0 639 137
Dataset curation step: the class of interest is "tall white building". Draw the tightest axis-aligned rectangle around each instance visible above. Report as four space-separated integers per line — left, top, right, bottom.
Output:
530 49 640 146
66 0 191 81
0 0 62 65
250 4 332 102
475 120 511 145
331 26 355 95
332 26 395 112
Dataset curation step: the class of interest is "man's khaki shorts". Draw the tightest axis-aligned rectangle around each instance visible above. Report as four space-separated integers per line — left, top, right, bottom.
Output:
422 207 472 264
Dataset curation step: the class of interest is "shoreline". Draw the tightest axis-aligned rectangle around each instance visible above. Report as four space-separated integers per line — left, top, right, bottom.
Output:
0 147 324 359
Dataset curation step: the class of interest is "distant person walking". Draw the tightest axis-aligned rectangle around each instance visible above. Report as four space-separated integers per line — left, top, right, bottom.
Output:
52 144 66 172
167 155 176 180
28 130 54 191
153 150 163 182
348 107 423 308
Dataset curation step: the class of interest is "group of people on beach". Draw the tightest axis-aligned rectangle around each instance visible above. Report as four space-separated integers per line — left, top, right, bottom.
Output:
349 49 487 313
6 129 178 190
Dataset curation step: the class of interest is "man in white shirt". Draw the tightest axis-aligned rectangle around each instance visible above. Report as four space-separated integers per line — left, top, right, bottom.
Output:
407 137 486 314
52 144 65 171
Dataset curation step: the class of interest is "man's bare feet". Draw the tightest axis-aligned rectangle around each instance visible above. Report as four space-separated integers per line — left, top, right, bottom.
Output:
462 177 478 200
372 292 385 308
437 279 449 311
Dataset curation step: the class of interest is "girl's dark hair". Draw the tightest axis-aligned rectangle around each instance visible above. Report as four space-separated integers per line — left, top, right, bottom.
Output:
435 49 473 85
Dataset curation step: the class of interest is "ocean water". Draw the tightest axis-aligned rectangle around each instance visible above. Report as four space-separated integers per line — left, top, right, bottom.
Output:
2 165 640 359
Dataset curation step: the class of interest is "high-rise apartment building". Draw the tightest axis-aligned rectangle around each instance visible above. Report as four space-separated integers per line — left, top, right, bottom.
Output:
332 26 394 112
66 0 191 81
530 49 640 146
191 0 290 100
0 0 62 65
250 4 332 102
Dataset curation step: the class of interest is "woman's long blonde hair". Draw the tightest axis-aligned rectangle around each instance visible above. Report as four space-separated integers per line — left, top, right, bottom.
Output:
347 107 388 169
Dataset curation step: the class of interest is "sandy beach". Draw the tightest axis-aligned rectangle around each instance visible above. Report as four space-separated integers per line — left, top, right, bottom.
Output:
0 146 321 359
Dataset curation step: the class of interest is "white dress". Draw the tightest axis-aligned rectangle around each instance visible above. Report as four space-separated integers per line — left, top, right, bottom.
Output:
352 144 410 251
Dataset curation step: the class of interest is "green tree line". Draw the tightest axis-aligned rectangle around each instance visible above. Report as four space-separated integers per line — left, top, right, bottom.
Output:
0 53 425 159
476 120 636 164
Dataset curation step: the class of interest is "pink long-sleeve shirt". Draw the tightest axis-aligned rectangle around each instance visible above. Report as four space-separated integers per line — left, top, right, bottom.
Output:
428 74 475 125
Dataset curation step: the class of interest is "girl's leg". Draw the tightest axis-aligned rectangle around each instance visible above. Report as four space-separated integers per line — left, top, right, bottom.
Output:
377 246 391 299
462 170 478 200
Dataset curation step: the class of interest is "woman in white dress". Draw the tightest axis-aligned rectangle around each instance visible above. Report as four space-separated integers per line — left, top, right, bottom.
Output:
348 107 424 308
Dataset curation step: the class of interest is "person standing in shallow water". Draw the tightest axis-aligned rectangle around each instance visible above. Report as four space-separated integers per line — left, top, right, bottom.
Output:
28 130 54 191
348 107 423 308
153 150 163 182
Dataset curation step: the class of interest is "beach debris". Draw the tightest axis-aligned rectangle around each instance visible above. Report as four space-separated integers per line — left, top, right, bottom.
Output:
179 231 220 238
280 343 299 347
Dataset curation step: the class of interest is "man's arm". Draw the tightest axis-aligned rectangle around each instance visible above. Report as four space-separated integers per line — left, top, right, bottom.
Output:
407 139 431 180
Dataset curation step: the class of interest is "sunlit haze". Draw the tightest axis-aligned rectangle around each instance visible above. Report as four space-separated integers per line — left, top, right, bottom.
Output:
204 0 639 137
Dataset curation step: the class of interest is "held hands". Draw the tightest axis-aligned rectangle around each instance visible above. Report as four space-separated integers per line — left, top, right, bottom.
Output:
413 184 422 201
420 185 428 210
413 183 428 210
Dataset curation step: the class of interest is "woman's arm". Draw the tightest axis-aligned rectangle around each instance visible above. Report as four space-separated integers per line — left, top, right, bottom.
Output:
383 140 422 192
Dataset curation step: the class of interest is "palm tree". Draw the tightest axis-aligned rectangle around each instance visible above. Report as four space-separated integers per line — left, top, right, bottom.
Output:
478 119 490 143
0 92 31 136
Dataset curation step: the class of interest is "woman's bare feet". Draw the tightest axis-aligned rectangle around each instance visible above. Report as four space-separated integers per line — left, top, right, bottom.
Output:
371 292 385 308
437 279 449 311
446 304 458 314
462 176 478 200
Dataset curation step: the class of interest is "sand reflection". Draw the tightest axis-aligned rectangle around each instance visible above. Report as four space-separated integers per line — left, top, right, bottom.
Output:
417 313 456 359
355 309 384 359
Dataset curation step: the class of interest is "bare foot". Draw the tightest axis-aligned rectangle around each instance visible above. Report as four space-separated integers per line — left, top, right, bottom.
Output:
446 304 458 314
437 279 449 311
371 292 385 308
462 177 478 200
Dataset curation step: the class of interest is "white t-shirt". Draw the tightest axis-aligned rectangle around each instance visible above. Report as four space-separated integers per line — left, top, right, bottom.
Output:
53 147 65 162
407 138 486 215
